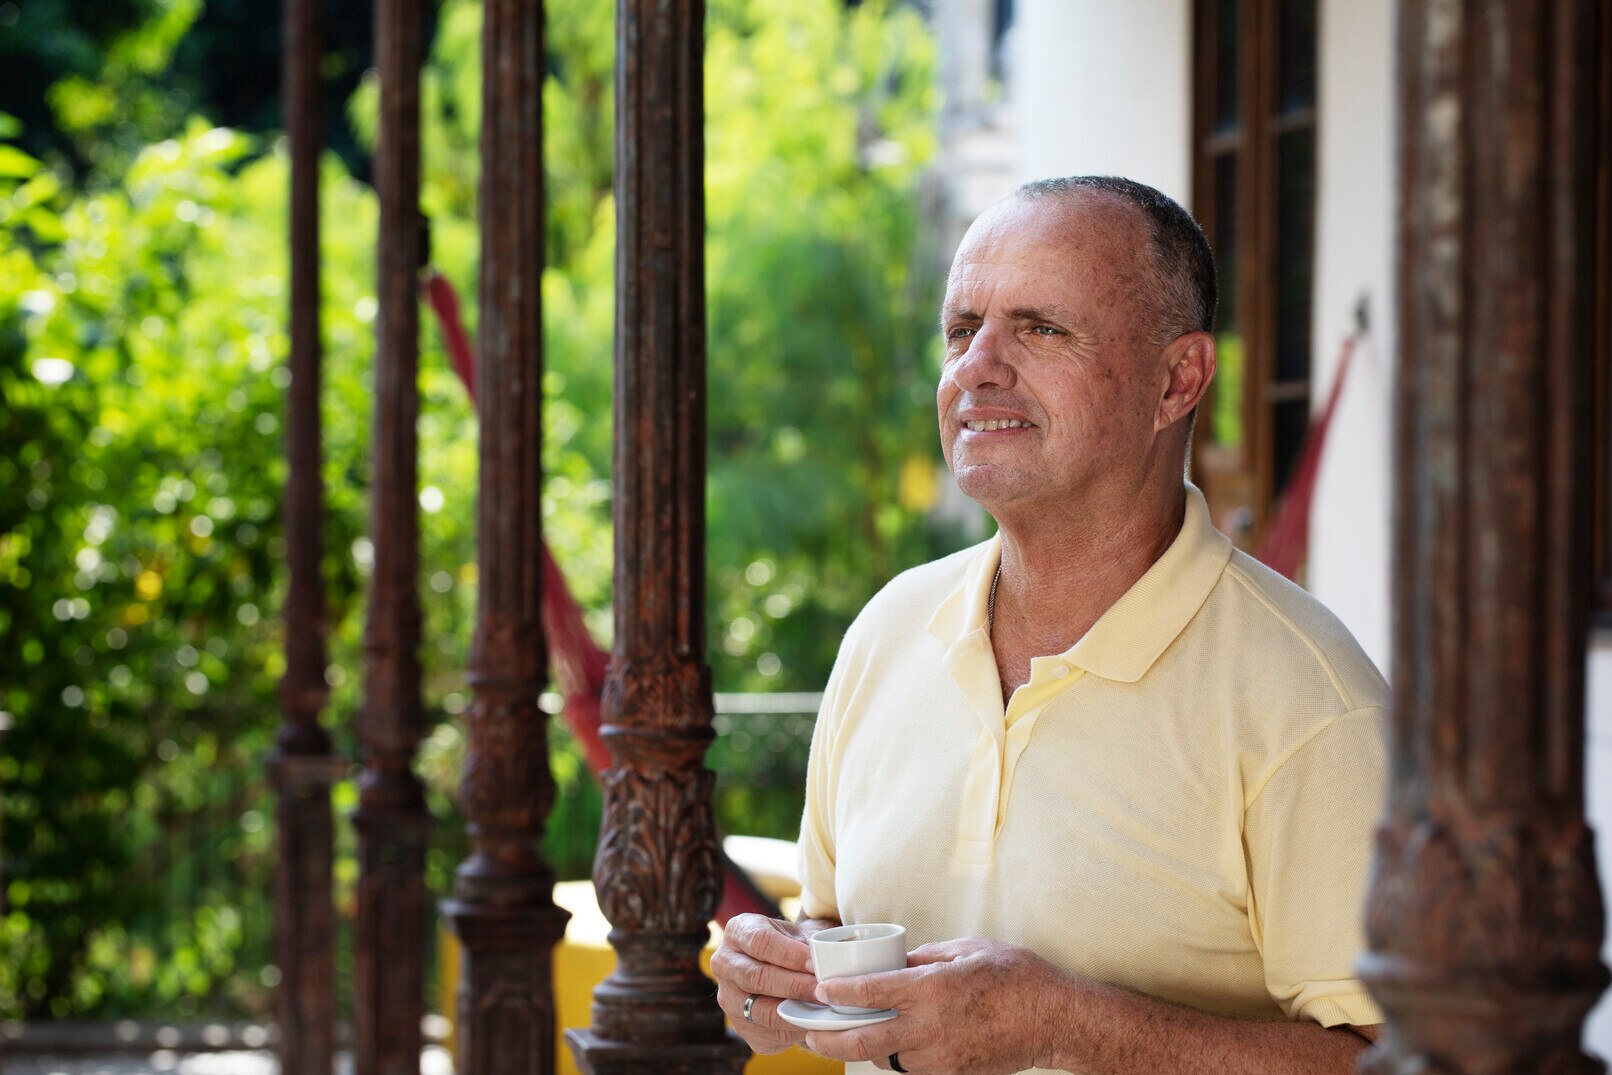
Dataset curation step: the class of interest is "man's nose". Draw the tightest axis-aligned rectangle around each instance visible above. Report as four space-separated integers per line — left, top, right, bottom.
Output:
951 323 1017 391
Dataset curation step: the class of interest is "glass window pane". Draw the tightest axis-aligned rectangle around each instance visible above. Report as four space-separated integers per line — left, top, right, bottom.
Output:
1215 0 1241 132
1210 153 1243 452
1275 127 1315 383
1212 334 1245 451
1213 153 1239 334
1273 398 1310 497
1278 0 1318 113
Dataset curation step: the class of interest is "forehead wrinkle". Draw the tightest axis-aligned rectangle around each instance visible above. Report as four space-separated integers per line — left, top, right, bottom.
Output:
948 263 1086 323
1005 304 1075 323
943 268 1000 313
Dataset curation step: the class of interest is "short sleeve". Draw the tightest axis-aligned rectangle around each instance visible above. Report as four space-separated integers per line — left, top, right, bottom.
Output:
796 626 860 921
1243 706 1388 1028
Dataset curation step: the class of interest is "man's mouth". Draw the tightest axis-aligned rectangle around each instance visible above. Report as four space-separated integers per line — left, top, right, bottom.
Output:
963 419 1034 432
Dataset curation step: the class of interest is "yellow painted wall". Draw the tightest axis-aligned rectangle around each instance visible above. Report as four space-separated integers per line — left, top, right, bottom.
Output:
441 881 839 1075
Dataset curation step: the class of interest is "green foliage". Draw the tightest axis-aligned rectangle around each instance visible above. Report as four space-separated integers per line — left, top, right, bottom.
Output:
705 0 946 696
0 0 955 1021
45 0 203 171
2 121 280 1016
0 0 173 167
1212 332 1245 449
0 117 398 1018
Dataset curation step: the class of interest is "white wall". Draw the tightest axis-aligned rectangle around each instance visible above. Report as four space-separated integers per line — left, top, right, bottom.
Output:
1009 0 1191 201
1307 0 1396 673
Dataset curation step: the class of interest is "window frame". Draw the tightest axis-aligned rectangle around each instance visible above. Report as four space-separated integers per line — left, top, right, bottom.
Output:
1189 0 1319 550
1596 0 1611 626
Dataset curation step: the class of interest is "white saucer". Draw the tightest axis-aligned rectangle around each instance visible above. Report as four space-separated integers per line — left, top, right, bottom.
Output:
777 998 898 1031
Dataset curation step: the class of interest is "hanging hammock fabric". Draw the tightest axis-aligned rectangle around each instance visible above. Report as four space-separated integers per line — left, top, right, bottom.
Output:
422 270 781 925
1254 331 1359 581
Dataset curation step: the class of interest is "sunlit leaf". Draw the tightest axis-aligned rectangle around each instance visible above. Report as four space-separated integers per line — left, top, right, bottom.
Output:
0 145 37 178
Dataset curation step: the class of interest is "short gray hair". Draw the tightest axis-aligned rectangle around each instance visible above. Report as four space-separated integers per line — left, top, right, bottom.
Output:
1012 176 1217 346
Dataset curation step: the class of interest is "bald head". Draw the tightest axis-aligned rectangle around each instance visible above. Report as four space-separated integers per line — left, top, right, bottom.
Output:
1007 176 1216 348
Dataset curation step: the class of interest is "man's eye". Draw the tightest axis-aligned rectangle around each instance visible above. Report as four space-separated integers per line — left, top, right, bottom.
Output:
948 326 975 339
1032 325 1062 336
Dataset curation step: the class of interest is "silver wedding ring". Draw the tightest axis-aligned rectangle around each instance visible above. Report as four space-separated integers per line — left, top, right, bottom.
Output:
743 994 757 1022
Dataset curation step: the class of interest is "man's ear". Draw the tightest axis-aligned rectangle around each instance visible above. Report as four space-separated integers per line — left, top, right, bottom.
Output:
1156 331 1215 432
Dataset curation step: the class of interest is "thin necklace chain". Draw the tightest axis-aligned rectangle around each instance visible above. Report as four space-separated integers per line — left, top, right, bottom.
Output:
988 563 1002 635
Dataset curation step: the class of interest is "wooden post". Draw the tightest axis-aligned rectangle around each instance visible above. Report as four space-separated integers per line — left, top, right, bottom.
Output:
352 0 430 1070
565 1 749 1072
439 1 570 1072
271 0 341 1068
1359 2 1610 1071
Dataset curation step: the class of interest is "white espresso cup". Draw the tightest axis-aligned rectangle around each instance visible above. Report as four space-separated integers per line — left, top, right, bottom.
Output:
808 923 908 1014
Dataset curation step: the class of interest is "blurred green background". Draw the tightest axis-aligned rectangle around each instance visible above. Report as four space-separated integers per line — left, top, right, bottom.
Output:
0 0 966 1024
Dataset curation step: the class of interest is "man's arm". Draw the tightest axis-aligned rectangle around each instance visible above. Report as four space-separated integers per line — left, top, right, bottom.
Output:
1036 971 1377 1074
710 912 842 1055
808 938 1378 1075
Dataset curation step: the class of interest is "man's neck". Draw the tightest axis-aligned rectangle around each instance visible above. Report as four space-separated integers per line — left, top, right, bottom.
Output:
989 482 1187 687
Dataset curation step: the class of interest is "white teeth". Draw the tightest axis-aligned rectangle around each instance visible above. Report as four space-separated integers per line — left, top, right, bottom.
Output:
964 419 1032 432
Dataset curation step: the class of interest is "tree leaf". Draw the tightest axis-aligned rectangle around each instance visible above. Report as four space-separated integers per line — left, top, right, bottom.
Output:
0 144 39 178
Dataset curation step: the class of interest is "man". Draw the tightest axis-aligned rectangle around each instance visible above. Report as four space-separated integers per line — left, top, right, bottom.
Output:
710 176 1387 1074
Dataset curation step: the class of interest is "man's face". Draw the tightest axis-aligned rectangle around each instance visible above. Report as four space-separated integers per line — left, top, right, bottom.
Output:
937 195 1172 516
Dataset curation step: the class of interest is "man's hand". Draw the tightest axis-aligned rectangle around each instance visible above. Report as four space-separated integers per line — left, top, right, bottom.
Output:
711 913 831 1055
807 936 1379 1075
806 937 1068 1075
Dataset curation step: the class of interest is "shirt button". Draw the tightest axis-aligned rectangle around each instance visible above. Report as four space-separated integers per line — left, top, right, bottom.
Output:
1053 664 1070 679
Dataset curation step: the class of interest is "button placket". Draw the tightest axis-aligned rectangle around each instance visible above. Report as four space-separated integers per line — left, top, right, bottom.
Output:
996 667 1085 838
945 628 1007 869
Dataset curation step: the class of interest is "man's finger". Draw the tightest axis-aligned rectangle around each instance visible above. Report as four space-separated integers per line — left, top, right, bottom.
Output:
803 1020 906 1065
805 1029 878 1064
814 966 920 1011
717 988 808 1054
720 949 821 1003
728 914 812 972
716 984 803 1035
904 940 962 965
734 1024 806 1057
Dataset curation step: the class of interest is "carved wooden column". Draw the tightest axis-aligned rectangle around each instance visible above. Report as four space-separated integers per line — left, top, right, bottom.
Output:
270 0 341 1069
439 1 570 1073
566 2 748 1072
352 0 429 1071
1359 2 1610 1071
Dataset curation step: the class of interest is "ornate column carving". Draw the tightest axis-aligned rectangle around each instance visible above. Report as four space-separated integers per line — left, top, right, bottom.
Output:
566 1 748 1072
352 0 430 1071
1359 2 1610 1071
271 0 341 1069
439 1 570 1072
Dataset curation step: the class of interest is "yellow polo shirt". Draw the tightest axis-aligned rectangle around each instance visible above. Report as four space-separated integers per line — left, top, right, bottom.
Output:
798 485 1387 1067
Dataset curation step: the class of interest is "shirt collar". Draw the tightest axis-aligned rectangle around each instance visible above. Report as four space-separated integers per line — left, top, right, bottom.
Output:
925 484 1233 683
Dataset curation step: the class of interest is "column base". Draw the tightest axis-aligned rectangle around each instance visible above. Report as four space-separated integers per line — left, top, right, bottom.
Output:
270 751 342 1075
565 1028 750 1075
1359 952 1609 1075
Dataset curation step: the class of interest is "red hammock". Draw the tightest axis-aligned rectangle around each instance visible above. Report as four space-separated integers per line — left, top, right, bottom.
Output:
422 271 780 925
1254 330 1359 581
